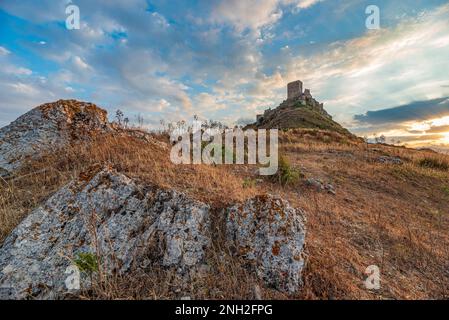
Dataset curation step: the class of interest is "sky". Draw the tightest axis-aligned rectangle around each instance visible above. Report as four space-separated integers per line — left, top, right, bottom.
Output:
0 0 449 149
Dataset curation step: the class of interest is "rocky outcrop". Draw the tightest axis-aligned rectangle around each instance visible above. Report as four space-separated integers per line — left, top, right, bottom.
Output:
0 169 308 299
248 100 351 135
0 100 112 176
0 167 308 299
226 195 306 293
0 167 210 299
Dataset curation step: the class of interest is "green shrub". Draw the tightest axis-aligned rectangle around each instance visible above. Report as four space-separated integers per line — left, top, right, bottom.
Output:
271 155 302 186
74 252 99 274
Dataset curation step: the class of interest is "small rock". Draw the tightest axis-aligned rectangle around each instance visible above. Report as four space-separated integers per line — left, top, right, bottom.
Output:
306 178 336 195
324 183 336 195
377 156 403 165
306 178 324 191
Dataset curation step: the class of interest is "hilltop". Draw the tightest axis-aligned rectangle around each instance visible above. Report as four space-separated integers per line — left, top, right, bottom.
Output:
247 80 352 136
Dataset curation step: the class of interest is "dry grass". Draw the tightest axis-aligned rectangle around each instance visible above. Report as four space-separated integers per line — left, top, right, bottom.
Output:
1 128 448 299
273 130 449 299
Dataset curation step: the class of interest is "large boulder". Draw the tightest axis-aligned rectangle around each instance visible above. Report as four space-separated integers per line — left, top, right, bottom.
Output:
226 195 307 293
0 100 111 176
0 167 210 299
0 166 308 299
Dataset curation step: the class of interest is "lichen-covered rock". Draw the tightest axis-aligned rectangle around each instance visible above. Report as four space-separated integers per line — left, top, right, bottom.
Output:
0 100 111 175
0 167 210 299
226 195 306 293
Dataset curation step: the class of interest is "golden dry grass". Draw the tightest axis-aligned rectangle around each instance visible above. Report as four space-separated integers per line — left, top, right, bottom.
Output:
0 128 448 299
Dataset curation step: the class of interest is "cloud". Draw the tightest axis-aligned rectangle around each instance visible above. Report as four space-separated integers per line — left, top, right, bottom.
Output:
1 64 32 76
0 0 447 137
0 71 75 127
210 0 323 33
0 0 66 22
72 56 92 71
426 125 449 134
354 97 449 125
0 46 10 56
211 0 283 32
295 0 323 9
387 134 445 143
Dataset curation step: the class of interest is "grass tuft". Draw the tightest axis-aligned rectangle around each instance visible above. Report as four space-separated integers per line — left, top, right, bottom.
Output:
418 157 449 171
271 155 302 186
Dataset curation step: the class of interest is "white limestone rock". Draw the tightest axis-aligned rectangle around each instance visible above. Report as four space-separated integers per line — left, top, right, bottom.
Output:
0 167 210 299
0 100 111 176
226 195 307 293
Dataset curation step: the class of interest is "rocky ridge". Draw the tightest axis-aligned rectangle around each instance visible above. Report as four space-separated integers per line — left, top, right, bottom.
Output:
251 99 351 135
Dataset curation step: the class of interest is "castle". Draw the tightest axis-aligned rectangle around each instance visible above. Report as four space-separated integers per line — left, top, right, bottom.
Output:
256 80 331 125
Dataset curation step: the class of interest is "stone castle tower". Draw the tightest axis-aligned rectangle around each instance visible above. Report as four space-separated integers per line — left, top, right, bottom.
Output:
285 80 327 114
287 80 303 100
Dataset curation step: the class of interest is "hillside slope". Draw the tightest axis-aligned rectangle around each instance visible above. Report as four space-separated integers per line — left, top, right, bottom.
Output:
1 122 448 299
